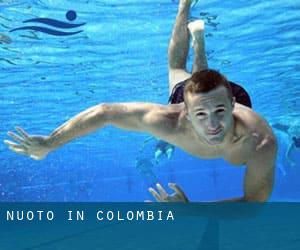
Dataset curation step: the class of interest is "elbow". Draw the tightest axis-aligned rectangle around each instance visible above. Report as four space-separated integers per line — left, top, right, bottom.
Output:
95 103 111 124
79 103 112 128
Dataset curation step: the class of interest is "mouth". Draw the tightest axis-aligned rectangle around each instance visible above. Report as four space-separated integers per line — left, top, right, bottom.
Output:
207 127 222 136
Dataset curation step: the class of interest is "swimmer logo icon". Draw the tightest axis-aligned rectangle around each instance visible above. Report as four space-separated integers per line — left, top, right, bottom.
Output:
10 10 85 36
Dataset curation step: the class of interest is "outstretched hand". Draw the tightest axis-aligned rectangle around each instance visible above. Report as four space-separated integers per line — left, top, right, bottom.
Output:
147 183 189 202
4 127 51 160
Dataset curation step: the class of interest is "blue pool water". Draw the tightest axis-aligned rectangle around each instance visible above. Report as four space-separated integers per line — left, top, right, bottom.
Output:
0 0 299 201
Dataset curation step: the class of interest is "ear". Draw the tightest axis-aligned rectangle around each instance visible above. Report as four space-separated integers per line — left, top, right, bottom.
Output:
184 105 190 120
186 113 191 121
231 97 236 108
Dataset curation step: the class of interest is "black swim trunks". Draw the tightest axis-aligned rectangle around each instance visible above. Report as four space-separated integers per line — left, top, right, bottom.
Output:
168 79 252 108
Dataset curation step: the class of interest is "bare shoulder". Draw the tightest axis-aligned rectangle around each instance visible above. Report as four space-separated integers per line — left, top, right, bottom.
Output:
144 103 186 135
233 103 276 150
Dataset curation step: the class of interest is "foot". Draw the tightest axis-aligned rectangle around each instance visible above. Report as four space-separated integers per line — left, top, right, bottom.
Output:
179 0 198 6
154 149 163 164
188 20 205 47
179 0 192 8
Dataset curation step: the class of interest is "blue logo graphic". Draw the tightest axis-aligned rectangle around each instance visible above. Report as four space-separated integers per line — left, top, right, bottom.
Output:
10 10 85 36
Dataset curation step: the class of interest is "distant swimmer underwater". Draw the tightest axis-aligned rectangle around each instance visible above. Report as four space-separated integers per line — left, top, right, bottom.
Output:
4 0 277 202
273 120 300 168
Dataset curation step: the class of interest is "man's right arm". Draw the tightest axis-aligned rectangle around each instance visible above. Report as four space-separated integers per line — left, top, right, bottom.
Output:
48 102 175 147
5 103 178 159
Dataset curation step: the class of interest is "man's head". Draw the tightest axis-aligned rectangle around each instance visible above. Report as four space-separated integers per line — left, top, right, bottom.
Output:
183 69 235 145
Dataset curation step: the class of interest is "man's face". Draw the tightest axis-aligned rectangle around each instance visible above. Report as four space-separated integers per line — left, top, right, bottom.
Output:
185 86 234 145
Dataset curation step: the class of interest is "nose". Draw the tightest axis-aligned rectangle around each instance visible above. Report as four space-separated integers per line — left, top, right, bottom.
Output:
207 115 219 130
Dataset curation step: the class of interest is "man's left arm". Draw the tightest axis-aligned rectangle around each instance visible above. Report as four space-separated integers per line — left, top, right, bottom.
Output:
149 135 277 203
242 135 277 201
216 134 277 202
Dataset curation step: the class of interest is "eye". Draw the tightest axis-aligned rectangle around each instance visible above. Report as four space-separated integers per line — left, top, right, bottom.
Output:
196 112 207 117
215 109 225 114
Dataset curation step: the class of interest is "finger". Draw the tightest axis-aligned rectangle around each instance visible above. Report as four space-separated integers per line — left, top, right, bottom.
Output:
168 183 187 199
156 183 168 199
148 187 162 202
4 140 27 151
3 140 26 150
7 131 28 145
15 127 30 140
4 139 17 147
8 146 27 155
4 140 26 149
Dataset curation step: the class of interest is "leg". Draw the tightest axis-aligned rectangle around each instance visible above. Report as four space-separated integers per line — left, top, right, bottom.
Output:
188 20 208 73
168 0 192 95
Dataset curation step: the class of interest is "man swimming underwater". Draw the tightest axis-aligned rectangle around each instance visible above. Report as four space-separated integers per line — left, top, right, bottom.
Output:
273 120 300 168
4 0 277 202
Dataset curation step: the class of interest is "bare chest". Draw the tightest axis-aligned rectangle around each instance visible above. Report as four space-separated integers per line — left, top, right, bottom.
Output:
175 134 253 165
223 138 252 166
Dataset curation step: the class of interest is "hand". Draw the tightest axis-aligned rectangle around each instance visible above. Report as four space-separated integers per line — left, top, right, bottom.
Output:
4 127 51 160
148 183 189 203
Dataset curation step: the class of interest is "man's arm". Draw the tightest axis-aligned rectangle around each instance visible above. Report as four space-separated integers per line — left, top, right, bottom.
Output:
147 131 277 203
48 103 174 147
216 134 277 202
4 103 178 159
243 135 277 201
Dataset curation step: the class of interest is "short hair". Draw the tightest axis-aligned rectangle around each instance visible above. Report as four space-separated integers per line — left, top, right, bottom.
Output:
183 69 233 105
